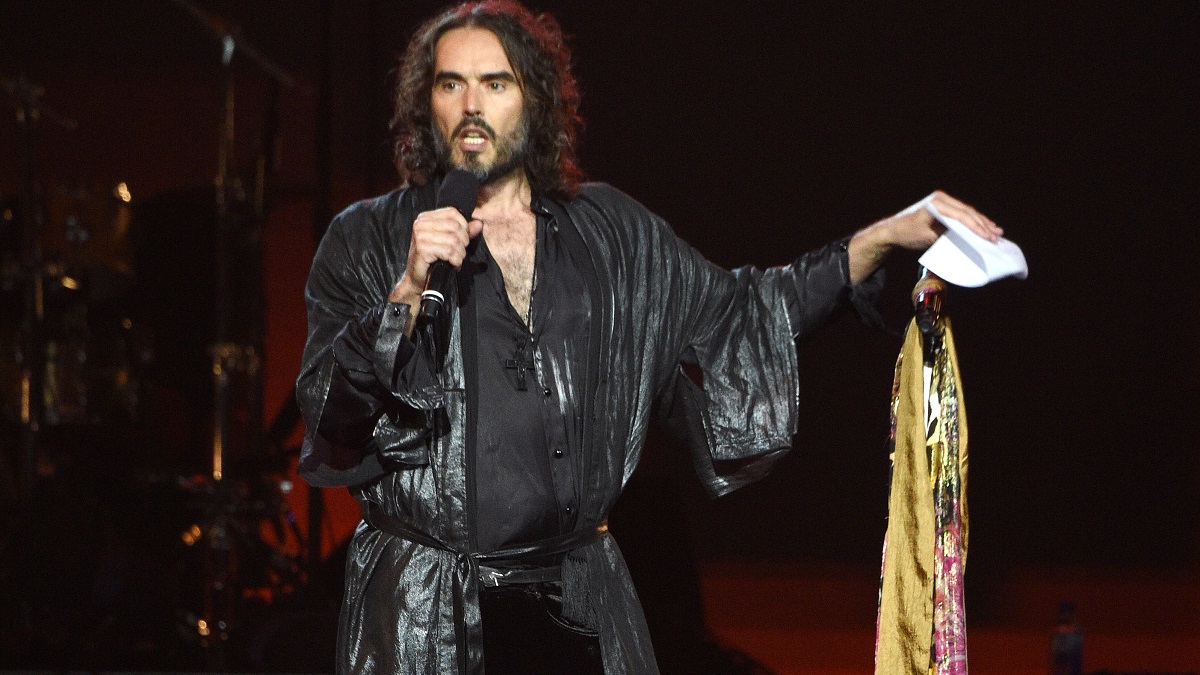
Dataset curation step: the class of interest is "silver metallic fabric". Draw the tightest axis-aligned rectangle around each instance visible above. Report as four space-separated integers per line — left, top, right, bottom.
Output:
296 180 868 674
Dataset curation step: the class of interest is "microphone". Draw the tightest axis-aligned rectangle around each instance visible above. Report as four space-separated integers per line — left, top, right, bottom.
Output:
418 169 480 323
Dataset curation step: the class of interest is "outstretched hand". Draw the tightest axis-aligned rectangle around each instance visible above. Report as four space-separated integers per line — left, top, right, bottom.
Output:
847 191 1002 284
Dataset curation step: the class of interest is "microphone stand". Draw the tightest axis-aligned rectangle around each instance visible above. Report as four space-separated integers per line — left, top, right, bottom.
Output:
912 266 947 441
165 1 294 666
913 266 946 367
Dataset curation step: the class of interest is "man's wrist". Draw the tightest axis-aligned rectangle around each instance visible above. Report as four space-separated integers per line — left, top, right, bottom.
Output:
388 277 423 336
847 221 895 284
389 277 423 305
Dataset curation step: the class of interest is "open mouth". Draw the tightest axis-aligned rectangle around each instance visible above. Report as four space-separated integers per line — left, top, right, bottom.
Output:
459 128 490 151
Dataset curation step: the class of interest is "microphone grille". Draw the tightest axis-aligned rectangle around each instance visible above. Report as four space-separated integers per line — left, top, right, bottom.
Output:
436 169 481 221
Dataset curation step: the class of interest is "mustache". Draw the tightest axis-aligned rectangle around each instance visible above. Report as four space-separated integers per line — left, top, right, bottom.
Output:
452 116 496 140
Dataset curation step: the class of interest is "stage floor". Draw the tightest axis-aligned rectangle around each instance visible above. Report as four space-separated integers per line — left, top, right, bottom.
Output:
700 562 1199 675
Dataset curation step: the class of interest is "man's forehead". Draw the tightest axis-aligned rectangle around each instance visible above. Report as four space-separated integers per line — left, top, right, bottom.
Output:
434 27 516 76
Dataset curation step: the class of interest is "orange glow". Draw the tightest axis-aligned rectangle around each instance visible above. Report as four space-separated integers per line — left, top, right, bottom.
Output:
181 524 202 546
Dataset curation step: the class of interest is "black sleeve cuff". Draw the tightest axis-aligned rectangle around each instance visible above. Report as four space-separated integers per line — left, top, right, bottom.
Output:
785 237 887 340
319 301 422 448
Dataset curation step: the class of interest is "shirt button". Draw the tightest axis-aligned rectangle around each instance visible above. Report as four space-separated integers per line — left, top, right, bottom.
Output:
391 306 403 317
554 449 564 458
543 387 552 397
565 506 573 514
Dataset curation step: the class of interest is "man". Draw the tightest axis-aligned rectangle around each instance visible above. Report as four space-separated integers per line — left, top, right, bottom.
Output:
296 2 1003 673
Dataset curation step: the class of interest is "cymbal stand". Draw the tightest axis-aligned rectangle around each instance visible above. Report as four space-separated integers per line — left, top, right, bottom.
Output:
167 1 294 667
3 76 77 508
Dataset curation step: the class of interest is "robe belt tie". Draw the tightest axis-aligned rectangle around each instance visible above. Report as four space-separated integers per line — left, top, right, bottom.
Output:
361 502 609 673
361 500 608 586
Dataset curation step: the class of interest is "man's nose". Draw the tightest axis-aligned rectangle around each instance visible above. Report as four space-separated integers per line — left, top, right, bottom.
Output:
463 83 482 116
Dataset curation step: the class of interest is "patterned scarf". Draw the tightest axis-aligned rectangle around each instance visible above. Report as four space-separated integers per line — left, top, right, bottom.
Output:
875 317 969 675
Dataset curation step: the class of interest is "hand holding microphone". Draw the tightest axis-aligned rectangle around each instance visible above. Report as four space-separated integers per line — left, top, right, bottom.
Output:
420 169 481 322
389 169 482 331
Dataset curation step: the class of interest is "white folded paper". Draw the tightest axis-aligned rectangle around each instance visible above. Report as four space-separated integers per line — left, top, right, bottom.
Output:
897 193 1029 288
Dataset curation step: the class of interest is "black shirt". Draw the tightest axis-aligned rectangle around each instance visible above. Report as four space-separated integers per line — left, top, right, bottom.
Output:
466 198 592 552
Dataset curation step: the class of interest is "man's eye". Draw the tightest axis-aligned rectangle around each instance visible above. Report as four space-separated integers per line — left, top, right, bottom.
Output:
441 81 462 91
488 81 506 92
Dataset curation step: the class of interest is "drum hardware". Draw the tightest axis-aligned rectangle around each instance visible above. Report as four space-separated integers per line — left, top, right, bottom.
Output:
173 470 307 660
2 13 323 670
209 341 260 482
41 182 136 279
3 74 78 508
2 187 143 428
167 0 296 667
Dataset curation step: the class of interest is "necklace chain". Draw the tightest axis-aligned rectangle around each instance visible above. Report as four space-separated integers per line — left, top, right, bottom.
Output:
525 263 537 332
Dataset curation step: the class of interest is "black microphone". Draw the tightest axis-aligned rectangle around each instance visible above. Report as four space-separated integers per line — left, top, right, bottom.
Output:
418 169 480 323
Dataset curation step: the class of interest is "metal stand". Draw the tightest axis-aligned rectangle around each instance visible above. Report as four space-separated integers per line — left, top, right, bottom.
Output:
166 1 296 666
3 76 77 507
12 77 45 507
913 266 946 365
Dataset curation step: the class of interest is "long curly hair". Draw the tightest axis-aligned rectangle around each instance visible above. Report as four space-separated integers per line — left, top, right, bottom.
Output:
390 1 584 199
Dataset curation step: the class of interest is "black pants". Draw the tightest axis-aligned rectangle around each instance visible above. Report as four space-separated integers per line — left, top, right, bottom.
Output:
479 582 605 675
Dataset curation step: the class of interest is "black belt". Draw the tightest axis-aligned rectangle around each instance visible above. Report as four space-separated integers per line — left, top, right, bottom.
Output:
361 501 608 587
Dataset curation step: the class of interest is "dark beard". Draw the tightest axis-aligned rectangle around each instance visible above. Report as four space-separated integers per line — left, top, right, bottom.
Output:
434 114 529 185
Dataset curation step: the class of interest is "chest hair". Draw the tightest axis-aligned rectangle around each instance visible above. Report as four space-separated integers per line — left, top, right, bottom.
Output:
482 213 537 323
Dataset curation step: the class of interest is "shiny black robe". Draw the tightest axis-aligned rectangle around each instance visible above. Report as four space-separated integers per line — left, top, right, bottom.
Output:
297 180 875 674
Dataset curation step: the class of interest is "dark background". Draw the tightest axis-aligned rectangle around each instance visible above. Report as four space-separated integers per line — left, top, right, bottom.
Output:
1 0 1196 667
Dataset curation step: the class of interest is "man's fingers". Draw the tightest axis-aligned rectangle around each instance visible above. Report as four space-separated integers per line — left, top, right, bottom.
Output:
414 208 474 250
415 233 466 262
930 191 1003 242
431 205 470 223
415 211 468 236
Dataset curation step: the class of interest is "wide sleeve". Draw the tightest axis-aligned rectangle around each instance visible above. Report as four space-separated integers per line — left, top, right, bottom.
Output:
570 185 886 498
295 201 442 488
659 222 884 497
